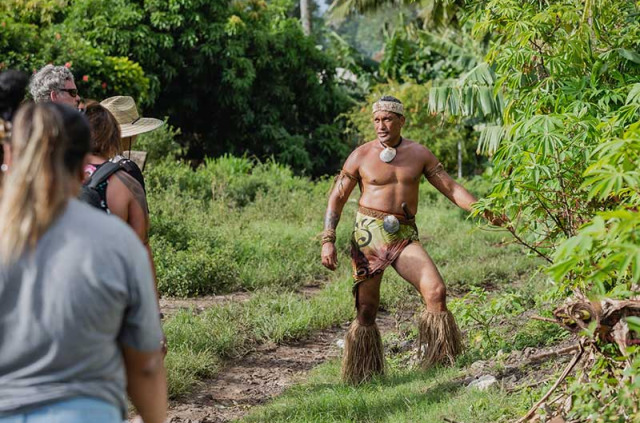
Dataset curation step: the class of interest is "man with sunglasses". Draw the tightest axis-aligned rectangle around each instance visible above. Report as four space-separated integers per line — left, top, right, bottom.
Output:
29 65 81 109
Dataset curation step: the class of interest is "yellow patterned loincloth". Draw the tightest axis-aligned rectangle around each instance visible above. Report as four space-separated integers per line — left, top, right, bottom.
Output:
350 206 419 295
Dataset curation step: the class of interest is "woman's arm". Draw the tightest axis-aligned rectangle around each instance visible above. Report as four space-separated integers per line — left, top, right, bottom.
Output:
123 346 167 423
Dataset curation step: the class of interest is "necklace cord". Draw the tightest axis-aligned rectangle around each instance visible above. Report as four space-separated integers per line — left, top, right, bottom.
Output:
380 136 403 149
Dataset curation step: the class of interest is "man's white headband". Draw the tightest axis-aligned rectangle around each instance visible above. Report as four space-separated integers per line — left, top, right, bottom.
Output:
372 100 404 116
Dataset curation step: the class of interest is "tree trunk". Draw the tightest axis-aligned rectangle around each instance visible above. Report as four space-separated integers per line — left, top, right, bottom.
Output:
300 0 311 36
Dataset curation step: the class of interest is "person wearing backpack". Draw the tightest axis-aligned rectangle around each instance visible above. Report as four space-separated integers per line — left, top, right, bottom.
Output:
83 103 151 243
82 104 164 315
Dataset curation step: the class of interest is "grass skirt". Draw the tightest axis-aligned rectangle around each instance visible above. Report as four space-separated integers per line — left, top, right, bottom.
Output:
341 320 385 384
417 310 463 368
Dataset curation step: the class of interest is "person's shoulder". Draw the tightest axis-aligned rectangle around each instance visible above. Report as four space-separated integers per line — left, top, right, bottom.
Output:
349 140 378 159
107 169 141 195
353 140 377 153
119 158 146 188
402 138 425 150
343 141 374 169
401 140 440 169
107 158 144 187
402 139 433 156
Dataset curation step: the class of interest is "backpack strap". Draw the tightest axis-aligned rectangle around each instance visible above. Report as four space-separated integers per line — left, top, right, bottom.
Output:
85 160 123 188
83 158 148 212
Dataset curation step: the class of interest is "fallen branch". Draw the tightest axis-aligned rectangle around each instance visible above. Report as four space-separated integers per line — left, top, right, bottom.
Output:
548 394 564 405
516 343 584 423
524 344 580 364
457 343 581 388
443 418 461 423
531 315 558 324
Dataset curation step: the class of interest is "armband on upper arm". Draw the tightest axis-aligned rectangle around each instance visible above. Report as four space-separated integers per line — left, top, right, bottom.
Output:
425 162 445 179
334 169 361 199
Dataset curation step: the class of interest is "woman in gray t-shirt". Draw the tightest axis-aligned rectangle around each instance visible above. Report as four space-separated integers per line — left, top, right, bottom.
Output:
0 104 167 423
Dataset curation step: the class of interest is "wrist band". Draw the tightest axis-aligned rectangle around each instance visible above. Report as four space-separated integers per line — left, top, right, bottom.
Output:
321 229 336 244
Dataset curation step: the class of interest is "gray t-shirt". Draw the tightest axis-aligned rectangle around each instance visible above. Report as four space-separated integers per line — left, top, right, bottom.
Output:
0 199 163 417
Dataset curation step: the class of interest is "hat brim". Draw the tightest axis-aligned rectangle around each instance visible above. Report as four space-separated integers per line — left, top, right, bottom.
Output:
120 117 163 138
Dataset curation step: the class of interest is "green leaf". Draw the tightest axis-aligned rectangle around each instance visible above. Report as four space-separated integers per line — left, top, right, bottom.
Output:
626 84 640 105
478 86 494 116
617 48 640 65
632 251 640 283
549 258 577 280
476 124 505 155
626 316 640 334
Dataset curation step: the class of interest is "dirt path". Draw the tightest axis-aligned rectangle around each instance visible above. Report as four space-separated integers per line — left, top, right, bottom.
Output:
165 312 396 423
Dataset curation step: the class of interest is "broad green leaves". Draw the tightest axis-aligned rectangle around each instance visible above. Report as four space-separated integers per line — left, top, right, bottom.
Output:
429 1 640 419
454 0 640 297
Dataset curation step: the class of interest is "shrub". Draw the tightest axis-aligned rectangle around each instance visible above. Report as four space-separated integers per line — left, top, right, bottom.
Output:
147 155 330 296
153 238 240 297
134 121 182 164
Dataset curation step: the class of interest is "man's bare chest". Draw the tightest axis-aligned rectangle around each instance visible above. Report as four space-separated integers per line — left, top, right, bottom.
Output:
358 159 424 186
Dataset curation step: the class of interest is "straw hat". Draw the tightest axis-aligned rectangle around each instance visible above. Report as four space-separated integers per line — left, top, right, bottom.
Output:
100 96 162 138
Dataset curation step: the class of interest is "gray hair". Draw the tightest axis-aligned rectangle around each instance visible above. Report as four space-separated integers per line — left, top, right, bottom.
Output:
29 65 75 103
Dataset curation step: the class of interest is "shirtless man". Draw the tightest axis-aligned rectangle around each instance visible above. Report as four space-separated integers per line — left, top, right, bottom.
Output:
321 96 498 384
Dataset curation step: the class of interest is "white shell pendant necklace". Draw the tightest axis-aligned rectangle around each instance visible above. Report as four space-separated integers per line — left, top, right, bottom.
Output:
379 137 403 163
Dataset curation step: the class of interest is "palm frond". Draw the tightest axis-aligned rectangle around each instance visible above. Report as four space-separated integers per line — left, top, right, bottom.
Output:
327 0 462 27
428 63 503 119
416 0 463 29
327 0 404 21
476 124 509 156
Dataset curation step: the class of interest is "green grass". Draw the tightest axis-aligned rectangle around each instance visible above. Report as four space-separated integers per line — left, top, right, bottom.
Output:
147 158 340 296
241 359 546 423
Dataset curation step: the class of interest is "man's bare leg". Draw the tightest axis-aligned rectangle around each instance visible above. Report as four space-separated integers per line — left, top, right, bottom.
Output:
392 243 447 311
342 273 385 384
392 243 463 368
356 273 383 325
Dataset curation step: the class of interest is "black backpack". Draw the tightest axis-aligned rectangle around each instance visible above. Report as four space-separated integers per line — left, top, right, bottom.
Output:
79 158 146 212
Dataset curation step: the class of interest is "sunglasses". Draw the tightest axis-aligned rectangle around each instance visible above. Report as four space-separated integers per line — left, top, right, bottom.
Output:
59 88 79 98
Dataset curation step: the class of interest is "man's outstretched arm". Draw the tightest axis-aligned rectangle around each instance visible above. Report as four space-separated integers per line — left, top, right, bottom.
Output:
424 152 504 225
425 162 477 212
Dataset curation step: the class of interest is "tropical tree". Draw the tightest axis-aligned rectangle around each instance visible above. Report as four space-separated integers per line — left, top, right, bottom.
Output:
1 0 354 175
301 0 312 35
0 0 150 102
328 0 463 29
431 0 640 280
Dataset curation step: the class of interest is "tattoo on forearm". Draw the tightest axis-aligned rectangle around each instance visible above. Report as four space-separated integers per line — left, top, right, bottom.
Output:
324 210 340 231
